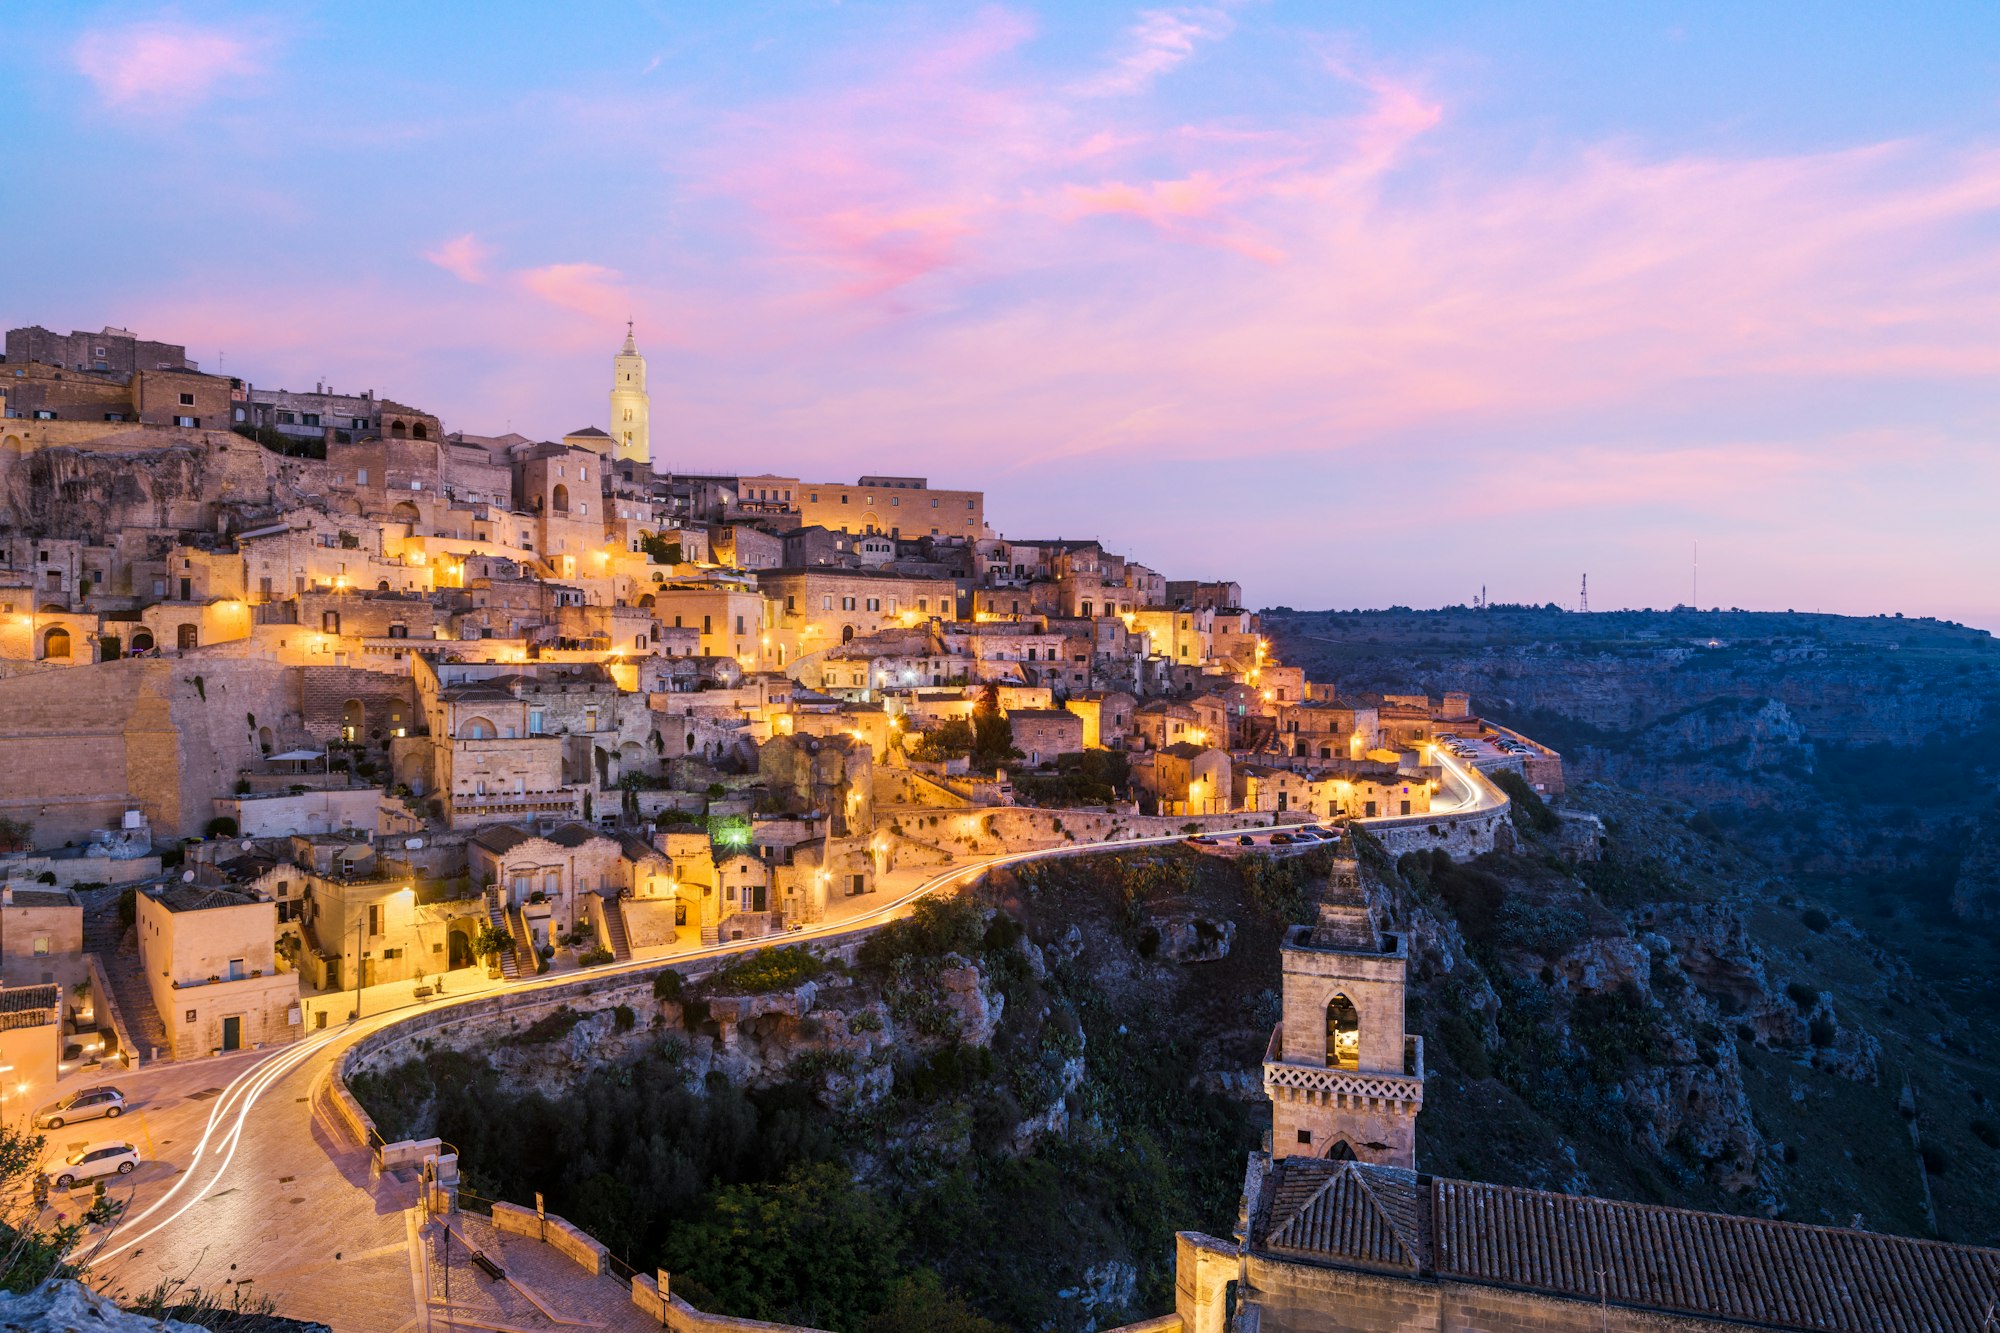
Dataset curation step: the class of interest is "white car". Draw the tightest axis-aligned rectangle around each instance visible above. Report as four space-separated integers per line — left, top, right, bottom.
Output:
35 1085 126 1130
46 1142 139 1190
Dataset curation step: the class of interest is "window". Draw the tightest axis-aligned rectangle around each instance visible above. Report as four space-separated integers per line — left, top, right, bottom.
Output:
367 905 383 935
178 392 194 406
931 498 939 508
356 468 368 485
866 598 879 612
303 413 320 426
840 494 848 504
735 615 745 633
890 496 899 507
822 595 832 611
32 936 49 956
1297 1129 1312 1145
174 416 196 427
277 411 296 424
842 596 855 611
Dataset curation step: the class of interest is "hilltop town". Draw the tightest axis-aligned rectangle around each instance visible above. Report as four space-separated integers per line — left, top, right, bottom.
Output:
3 322 1996 1333
0 321 1537 1062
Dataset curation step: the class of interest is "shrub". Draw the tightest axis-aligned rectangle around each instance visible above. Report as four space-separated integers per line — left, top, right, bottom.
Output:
1491 770 1557 835
706 945 827 994
204 815 239 838
653 968 685 1003
578 947 614 967
613 1004 636 1031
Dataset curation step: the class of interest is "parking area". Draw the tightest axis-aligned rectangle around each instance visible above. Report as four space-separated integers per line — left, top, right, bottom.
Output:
1436 732 1537 766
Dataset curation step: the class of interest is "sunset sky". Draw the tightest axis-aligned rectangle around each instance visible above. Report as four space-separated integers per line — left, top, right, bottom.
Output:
7 3 1998 626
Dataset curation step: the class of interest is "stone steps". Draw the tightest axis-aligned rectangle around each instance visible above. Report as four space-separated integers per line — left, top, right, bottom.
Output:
483 889 519 980
600 896 631 963
82 906 172 1064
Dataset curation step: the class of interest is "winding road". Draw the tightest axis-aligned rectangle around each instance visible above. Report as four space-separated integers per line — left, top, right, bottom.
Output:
75 761 1505 1328
77 830 1197 1327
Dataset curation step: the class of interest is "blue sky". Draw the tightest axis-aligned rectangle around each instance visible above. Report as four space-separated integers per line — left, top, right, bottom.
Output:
5 3 1999 624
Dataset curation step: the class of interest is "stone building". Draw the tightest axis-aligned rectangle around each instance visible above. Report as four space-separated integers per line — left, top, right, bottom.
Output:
136 884 298 1060
1007 709 1084 766
757 734 873 837
5 324 193 378
468 824 664 955
1065 690 1135 749
0 984 63 1130
794 475 983 543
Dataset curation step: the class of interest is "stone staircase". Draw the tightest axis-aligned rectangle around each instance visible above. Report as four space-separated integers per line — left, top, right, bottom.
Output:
599 895 632 963
507 903 536 974
483 889 520 980
81 905 172 1064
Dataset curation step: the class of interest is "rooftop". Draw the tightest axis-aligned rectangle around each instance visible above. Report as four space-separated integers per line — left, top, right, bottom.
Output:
1252 1159 2000 1333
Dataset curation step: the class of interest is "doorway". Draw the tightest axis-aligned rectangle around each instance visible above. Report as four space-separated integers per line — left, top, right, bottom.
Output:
221 1016 242 1051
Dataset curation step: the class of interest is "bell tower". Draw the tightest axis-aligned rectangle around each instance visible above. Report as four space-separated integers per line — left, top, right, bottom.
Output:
610 322 649 467
1262 855 1424 1166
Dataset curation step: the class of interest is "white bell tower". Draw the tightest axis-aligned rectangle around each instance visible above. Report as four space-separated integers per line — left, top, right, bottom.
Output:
610 321 649 467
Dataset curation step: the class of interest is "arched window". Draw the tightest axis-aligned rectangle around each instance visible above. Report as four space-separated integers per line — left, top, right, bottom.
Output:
390 420 408 439
551 483 570 513
41 627 70 660
1326 1139 1357 1161
1326 994 1360 1070
841 624 855 644
130 629 154 653
461 715 497 740
412 421 429 440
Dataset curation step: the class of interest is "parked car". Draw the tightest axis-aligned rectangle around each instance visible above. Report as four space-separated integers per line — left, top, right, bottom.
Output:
1271 833 1295 845
35 1086 125 1130
1237 835 1256 847
46 1142 139 1190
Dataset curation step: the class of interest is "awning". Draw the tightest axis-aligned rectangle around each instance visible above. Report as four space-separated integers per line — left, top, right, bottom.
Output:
266 749 325 762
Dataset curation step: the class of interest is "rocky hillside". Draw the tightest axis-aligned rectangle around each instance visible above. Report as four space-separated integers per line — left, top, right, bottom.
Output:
1271 607 2000 1244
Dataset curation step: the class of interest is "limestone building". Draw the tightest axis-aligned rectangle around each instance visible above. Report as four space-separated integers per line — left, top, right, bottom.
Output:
610 324 649 466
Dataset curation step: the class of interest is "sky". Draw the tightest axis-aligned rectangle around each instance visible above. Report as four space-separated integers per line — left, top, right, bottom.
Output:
5 3 2000 627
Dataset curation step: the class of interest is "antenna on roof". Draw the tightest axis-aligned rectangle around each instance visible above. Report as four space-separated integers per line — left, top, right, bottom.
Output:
1579 573 1588 614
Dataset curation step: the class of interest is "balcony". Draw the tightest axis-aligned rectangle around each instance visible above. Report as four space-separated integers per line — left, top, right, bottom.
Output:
1261 1025 1424 1104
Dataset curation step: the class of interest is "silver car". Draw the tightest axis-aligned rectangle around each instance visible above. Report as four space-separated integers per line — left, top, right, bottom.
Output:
46 1141 139 1190
35 1085 126 1130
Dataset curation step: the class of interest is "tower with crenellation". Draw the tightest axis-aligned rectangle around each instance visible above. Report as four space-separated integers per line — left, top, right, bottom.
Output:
1260 853 1425 1166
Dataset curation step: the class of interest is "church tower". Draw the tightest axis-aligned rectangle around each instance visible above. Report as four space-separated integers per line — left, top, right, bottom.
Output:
1261 855 1424 1167
610 322 649 467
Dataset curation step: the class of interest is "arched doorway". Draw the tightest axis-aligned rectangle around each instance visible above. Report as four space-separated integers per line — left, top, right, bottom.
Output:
177 623 198 651
841 624 855 644
551 483 570 513
390 420 408 439
1326 994 1360 1070
393 501 421 524
341 700 364 742
41 627 71 660
448 927 475 970
412 421 429 440
1326 1139 1357 1161
258 725 274 752
461 715 497 740
130 629 154 653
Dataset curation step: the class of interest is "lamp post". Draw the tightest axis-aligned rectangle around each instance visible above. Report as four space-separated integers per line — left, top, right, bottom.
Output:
353 913 365 1022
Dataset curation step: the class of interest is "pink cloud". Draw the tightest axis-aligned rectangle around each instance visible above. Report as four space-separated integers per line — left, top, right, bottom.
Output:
425 234 496 285
518 263 632 324
1075 7 1236 97
72 19 266 111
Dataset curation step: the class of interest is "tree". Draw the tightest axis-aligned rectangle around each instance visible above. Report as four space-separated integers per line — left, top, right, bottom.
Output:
970 685 1020 770
908 719 974 763
475 924 513 962
0 1118 122 1292
874 1272 1006 1333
